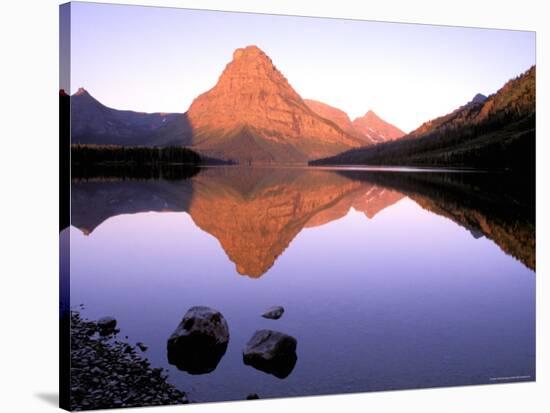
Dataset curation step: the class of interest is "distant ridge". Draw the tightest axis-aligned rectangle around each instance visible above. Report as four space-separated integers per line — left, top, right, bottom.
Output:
304 100 405 144
70 88 189 146
304 99 376 144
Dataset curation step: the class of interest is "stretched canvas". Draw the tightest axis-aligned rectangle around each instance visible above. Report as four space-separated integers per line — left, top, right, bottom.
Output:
59 2 536 410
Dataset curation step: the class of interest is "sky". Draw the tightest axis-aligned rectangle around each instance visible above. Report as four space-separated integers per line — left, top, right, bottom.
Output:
65 2 535 133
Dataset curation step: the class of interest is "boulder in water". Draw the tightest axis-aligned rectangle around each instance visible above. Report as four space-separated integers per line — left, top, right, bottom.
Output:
167 306 229 374
243 330 297 379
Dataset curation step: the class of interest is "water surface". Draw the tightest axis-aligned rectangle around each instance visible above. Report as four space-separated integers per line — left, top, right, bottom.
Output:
69 166 535 402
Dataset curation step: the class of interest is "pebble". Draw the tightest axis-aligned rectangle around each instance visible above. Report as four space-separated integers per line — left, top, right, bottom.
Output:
70 311 188 410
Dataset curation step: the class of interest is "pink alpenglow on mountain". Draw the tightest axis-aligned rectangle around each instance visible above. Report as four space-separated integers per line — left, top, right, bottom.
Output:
186 45 365 163
304 99 376 144
305 100 405 144
352 110 405 142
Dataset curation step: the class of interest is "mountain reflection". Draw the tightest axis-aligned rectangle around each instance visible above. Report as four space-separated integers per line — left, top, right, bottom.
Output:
71 167 535 276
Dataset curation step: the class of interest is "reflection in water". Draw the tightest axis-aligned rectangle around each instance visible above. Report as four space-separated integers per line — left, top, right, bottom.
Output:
71 167 535 275
337 170 535 271
187 168 405 277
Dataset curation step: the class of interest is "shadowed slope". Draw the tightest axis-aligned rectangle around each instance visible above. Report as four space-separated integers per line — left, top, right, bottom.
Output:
70 88 192 146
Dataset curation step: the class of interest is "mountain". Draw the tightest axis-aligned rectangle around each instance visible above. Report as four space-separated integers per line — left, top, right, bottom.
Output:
352 110 405 142
70 88 190 146
407 93 487 138
304 99 375 144
470 93 488 104
312 65 535 171
71 46 367 163
184 46 365 163
304 100 404 144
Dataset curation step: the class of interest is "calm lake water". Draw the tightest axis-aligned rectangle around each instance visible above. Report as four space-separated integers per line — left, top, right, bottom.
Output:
68 166 535 402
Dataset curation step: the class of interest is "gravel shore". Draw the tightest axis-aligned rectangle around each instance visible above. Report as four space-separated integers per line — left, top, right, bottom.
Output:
70 311 188 410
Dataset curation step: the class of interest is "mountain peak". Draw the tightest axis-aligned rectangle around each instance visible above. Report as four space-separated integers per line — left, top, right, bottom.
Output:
470 93 487 104
352 110 405 142
186 46 363 163
227 45 276 77
304 99 375 143
74 87 89 96
232 45 266 60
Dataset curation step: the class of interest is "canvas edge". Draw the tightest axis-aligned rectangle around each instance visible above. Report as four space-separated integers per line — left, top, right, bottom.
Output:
59 2 72 411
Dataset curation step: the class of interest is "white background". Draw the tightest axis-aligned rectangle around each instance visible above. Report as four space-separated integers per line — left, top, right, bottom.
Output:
0 0 547 412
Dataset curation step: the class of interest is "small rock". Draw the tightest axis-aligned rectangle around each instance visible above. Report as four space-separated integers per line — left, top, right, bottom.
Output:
70 311 188 409
243 330 297 379
90 366 103 375
167 306 229 374
246 393 260 400
261 306 284 320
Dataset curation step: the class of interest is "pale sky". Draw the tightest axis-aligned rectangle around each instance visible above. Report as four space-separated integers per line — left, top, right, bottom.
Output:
66 2 535 132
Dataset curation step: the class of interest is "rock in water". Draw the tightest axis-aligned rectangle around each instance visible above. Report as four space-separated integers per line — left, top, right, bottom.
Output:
246 393 260 400
243 330 297 379
97 317 117 335
167 306 229 375
261 306 284 320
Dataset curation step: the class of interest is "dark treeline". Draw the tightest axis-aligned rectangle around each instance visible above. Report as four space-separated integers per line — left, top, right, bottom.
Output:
71 144 206 181
72 144 203 165
312 115 535 173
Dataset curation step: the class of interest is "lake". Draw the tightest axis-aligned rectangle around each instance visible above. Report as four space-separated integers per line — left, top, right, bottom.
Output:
67 166 535 403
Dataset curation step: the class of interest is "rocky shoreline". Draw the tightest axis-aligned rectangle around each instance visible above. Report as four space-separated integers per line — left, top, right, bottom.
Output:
70 311 188 410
